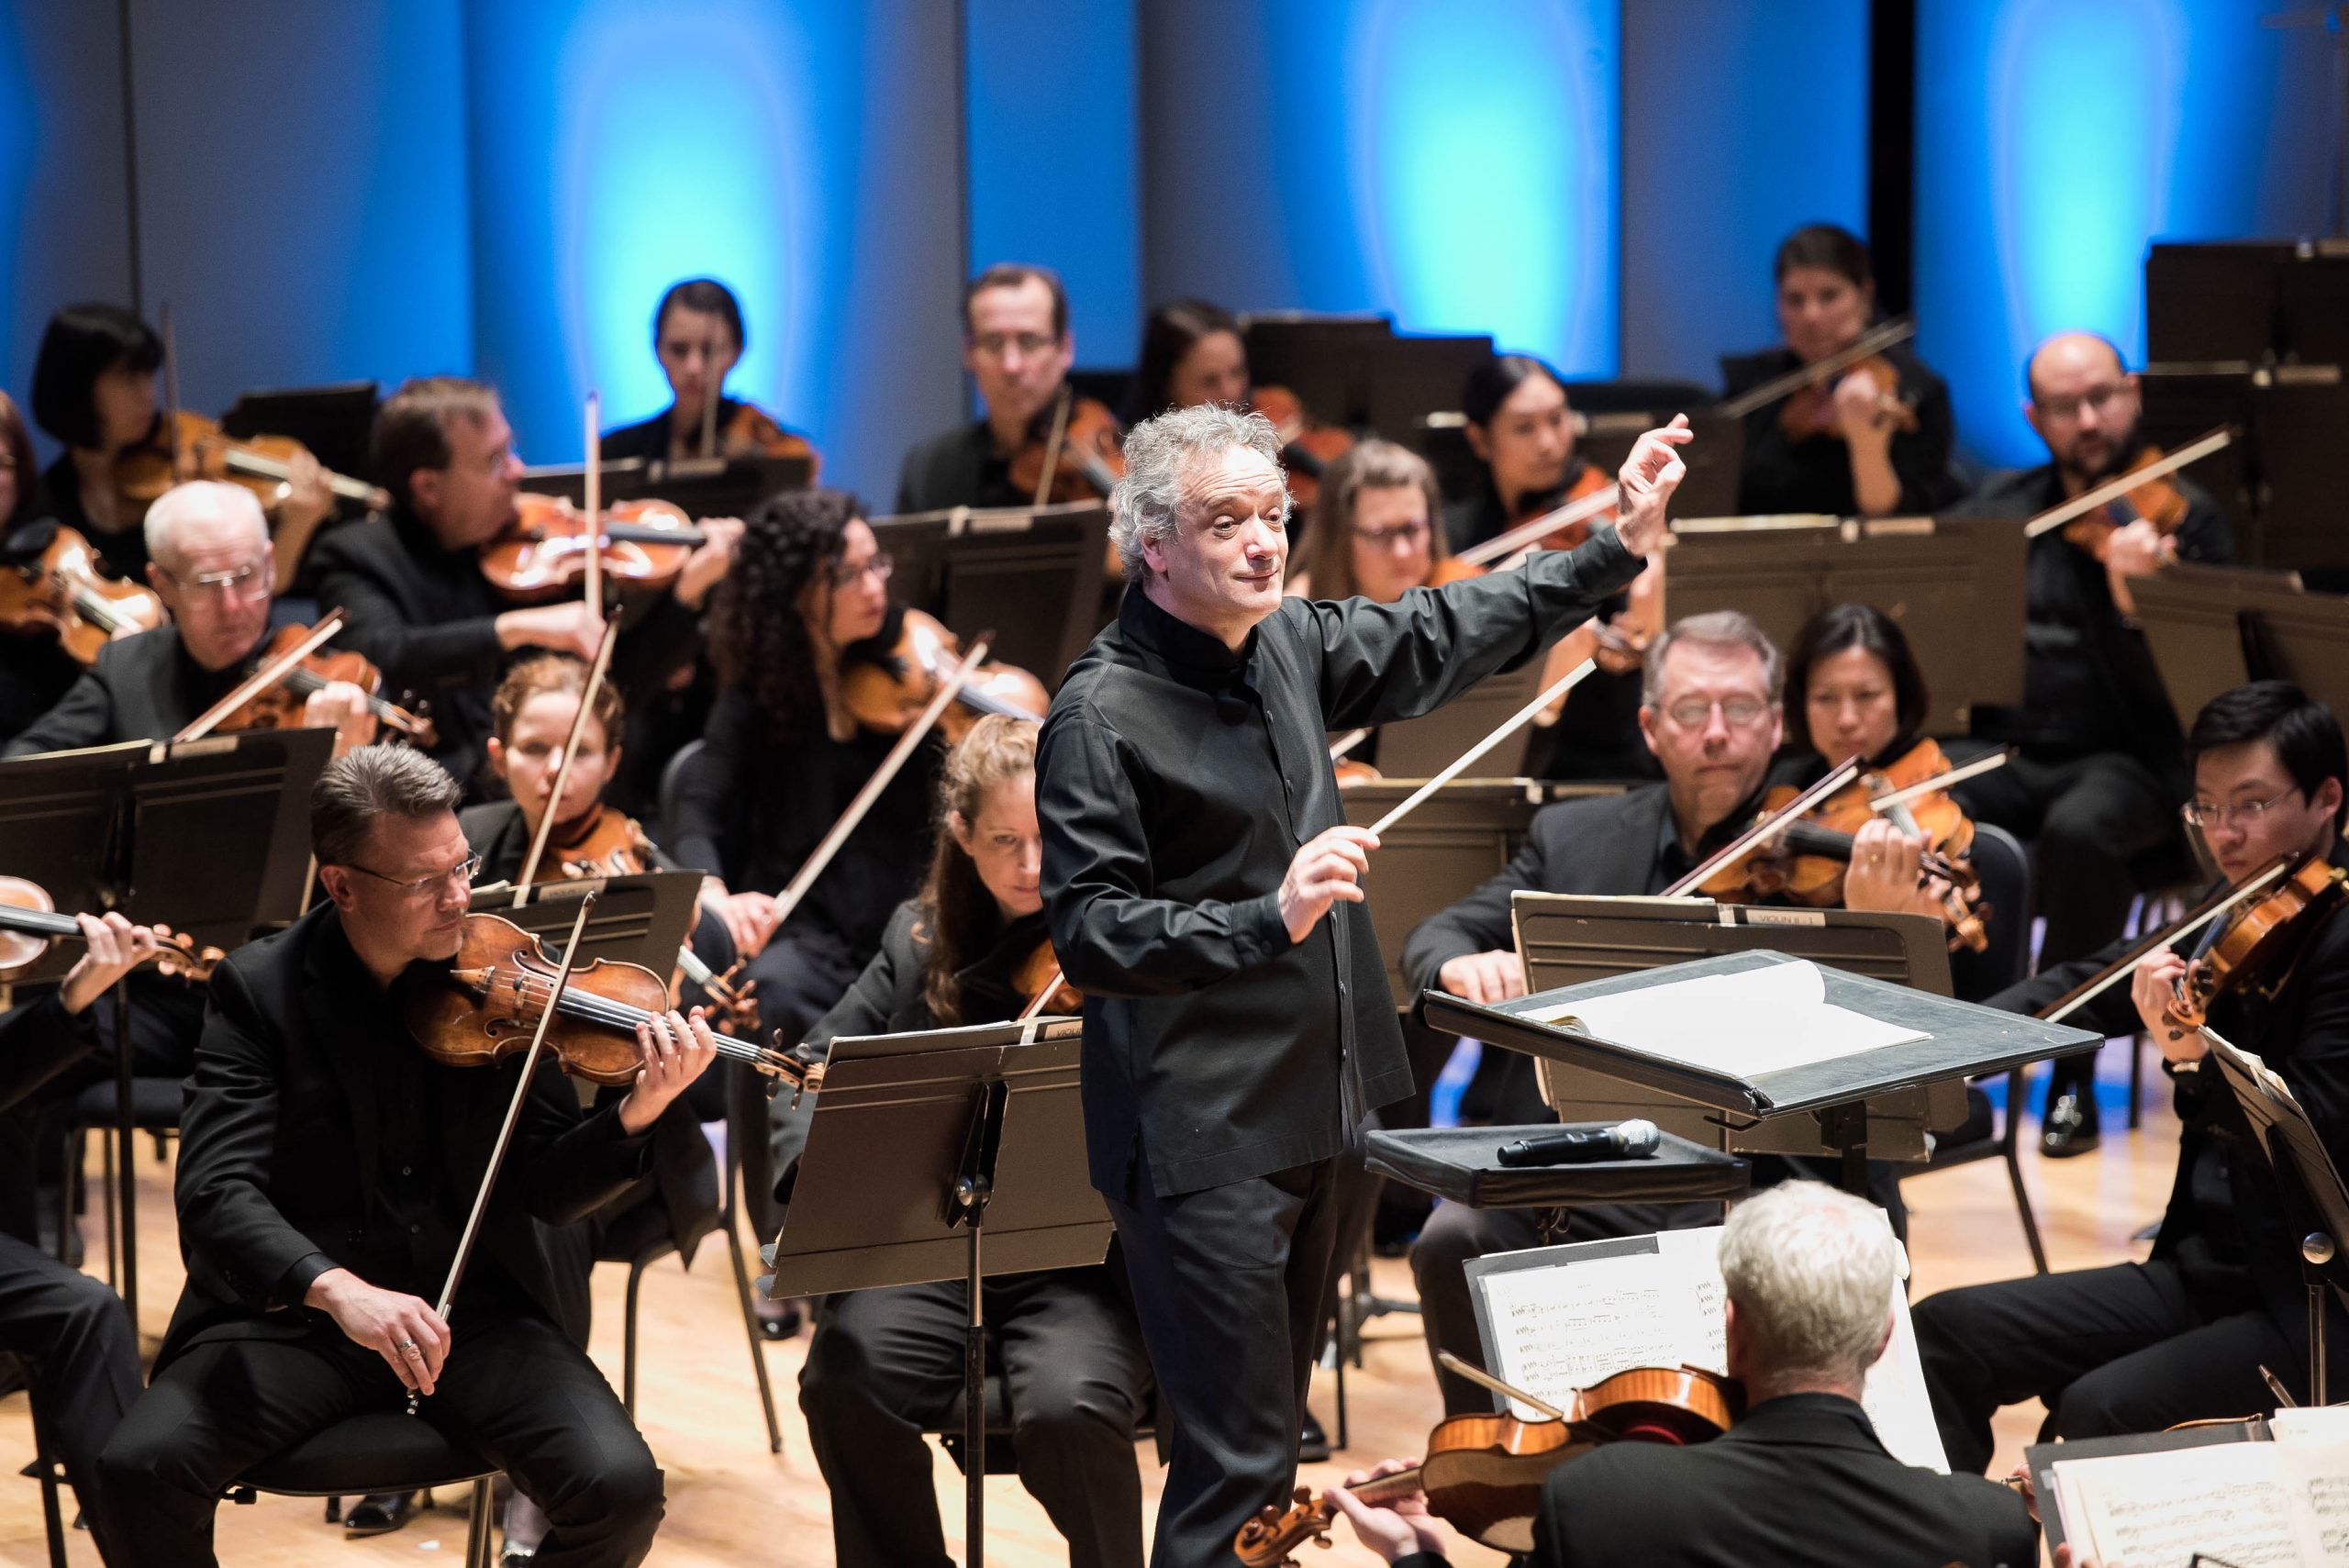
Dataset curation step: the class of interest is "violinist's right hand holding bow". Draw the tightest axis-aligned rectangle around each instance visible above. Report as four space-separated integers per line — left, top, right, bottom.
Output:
1324 1460 1446 1564
1611 414 1694 560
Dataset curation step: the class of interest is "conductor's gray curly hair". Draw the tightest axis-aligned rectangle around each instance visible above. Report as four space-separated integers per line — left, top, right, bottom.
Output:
1108 405 1288 583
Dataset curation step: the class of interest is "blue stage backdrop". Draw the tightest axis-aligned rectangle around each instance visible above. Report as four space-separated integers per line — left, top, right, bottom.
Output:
1916 0 2334 468
1143 0 1621 378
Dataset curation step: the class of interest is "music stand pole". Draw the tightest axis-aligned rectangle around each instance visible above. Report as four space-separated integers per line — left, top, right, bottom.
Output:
113 980 136 1326
950 1079 1008 1568
2309 1233 2335 1406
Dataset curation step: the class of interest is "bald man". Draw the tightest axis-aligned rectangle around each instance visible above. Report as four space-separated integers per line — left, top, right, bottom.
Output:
1954 332 2231 1156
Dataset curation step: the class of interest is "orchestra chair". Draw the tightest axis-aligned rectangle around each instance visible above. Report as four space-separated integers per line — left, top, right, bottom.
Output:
54 1075 182 1330
1906 821 2047 1273
10 1364 71 1568
226 1412 497 1568
653 739 706 856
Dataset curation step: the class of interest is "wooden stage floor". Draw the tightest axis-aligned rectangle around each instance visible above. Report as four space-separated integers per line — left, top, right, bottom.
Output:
0 1057 2176 1565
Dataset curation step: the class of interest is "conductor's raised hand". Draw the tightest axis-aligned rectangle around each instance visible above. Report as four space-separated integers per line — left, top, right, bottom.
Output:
618 1006 720 1132
1279 826 1379 945
1612 413 1694 560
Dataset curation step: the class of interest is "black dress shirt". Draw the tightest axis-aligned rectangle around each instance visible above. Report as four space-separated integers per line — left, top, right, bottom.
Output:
1039 527 1643 1198
602 395 812 464
893 420 1030 515
1720 342 1965 517
0 517 110 743
1956 464 2230 770
3 621 247 756
37 454 150 583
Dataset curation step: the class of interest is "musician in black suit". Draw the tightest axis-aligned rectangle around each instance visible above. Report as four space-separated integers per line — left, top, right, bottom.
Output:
94 745 718 1566
1917 682 2349 1471
1402 610 1945 1415
307 377 736 795
896 264 1091 514
1326 1182 2036 1568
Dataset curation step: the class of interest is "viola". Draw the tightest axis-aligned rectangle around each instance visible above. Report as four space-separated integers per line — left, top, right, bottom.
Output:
115 409 386 587
406 912 798 1085
0 876 218 984
1778 353 1918 444
1008 395 1125 505
2062 444 2195 564
0 523 164 664
2164 853 2347 1032
482 493 708 602
1012 939 1083 1016
707 402 820 470
1252 384 1356 509
1236 1364 1739 1564
841 608 1050 742
1512 462 1620 555
211 622 438 748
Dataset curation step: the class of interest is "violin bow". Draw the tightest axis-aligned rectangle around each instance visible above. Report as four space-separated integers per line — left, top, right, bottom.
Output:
1458 483 1623 572
1436 1350 1567 1419
700 327 721 459
1030 386 1074 510
2038 858 2292 1025
161 302 186 484
753 636 991 951
583 390 606 615
1659 757 1863 899
1866 748 2010 814
173 613 347 742
408 889 599 1416
1018 657 1604 1025
2021 426 2234 540
1716 317 1916 420
511 616 621 906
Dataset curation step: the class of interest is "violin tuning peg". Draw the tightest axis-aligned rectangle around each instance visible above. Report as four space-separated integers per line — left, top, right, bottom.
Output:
1291 1486 1313 1507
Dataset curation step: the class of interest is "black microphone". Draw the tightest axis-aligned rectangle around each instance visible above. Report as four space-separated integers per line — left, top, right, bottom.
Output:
1495 1118 1661 1167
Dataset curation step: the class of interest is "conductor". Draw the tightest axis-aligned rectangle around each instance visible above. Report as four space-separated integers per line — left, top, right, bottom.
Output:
1037 402 1690 1566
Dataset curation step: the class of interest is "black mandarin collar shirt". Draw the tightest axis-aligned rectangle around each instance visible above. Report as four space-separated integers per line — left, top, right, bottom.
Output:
1040 527 1642 1198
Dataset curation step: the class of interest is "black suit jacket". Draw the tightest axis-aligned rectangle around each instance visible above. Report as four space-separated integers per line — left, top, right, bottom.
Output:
161 903 654 1363
1531 1394 2035 1568
1 622 242 757
893 420 1029 514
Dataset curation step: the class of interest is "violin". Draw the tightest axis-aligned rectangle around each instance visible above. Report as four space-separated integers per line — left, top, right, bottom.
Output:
1251 385 1355 509
406 912 797 1085
1008 395 1125 505
212 622 438 748
2164 853 2347 1032
841 608 1050 742
1778 354 1918 443
704 403 819 471
114 410 387 586
482 493 708 602
2061 445 2195 563
0 523 164 664
1236 1364 1739 1564
1012 939 1082 1016
1512 462 1620 554
0 876 218 984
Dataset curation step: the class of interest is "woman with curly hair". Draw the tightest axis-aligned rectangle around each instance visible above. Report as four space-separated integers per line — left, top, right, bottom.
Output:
667 487 940 1234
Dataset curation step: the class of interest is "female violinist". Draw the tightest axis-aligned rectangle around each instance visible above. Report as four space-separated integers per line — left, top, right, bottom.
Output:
776 715 1152 1568
1721 226 1962 519
0 390 87 742
1446 354 1659 782
1121 297 1252 423
1286 440 1454 605
602 277 820 471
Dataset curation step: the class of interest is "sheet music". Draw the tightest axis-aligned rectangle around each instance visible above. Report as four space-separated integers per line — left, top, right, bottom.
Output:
2279 1442 2349 1565
1475 1223 1948 1473
1524 959 1928 1079
2275 1408 2349 1447
2054 1442 2316 1567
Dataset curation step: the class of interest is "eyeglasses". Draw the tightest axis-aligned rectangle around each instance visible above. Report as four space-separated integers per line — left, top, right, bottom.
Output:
1663 697 1771 729
2182 788 2299 831
827 550 894 590
157 562 271 605
969 331 1059 361
2036 382 2130 423
1354 521 1429 548
342 852 484 898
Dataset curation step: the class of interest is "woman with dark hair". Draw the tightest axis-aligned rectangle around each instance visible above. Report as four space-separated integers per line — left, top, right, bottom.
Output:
1121 297 1250 425
0 389 84 742
667 487 938 1235
1722 224 1963 518
780 714 1151 1568
1444 353 1660 782
28 303 165 580
602 277 818 470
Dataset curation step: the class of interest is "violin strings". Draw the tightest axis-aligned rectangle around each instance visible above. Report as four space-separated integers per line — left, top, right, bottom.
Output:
498 974 787 1066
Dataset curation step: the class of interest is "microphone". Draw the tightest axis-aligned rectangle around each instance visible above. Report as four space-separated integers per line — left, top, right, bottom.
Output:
1495 1118 1661 1167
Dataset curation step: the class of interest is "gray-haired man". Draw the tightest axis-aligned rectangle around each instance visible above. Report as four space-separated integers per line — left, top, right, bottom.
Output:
1038 403 1688 1566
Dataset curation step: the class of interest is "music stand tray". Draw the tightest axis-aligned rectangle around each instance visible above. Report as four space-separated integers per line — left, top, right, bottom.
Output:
1364 1124 1747 1216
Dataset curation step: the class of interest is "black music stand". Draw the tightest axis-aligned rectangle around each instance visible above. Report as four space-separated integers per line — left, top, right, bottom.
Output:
2130 562 2307 725
0 728 331 1330
518 451 815 522
1364 1123 1747 1250
760 1016 1109 1568
2023 1418 2269 1558
470 871 699 973
1663 514 2028 734
218 383 382 481
2202 1028 2349 1404
1419 947 2099 1195
869 501 1112 685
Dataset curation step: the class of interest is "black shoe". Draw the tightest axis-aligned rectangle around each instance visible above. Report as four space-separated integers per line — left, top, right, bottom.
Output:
342 1490 420 1538
2040 1091 2101 1159
1298 1409 1330 1464
755 1296 803 1340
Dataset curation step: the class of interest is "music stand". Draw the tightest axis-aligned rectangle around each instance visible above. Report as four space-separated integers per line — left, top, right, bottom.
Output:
1240 313 1397 428
1419 946 2099 1195
471 872 699 974
1573 407 1743 519
761 1016 1109 1567
519 452 815 523
2202 1027 2349 1403
869 502 1112 686
218 382 382 481
2130 562 2306 725
1663 514 2027 733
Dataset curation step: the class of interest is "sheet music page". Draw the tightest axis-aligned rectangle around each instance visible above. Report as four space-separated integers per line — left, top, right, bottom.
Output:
2278 1441 2349 1565
1524 959 1928 1079
2275 1408 2349 1447
2056 1443 2300 1567
1477 1223 1947 1472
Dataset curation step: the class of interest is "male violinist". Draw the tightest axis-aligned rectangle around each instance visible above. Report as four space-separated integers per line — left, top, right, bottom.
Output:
1401 609 1948 1414
1037 402 1690 1568
1322 1182 2037 1568
95 744 718 1566
1916 681 2349 1470
1954 331 2232 1155
896 263 1097 514
308 376 740 795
